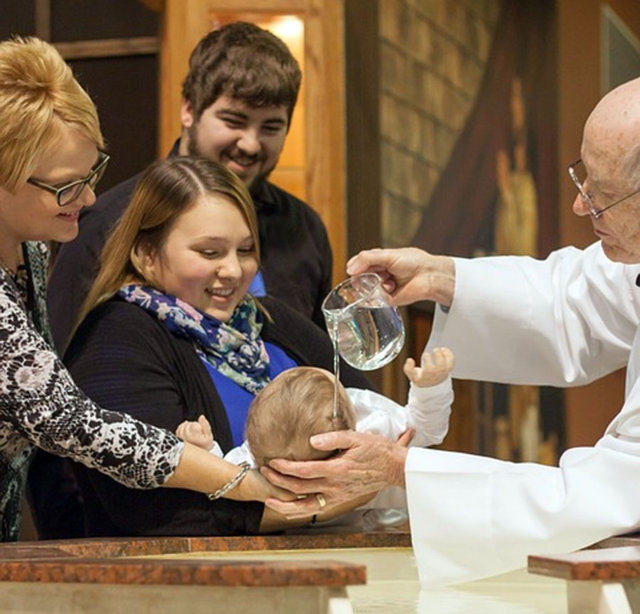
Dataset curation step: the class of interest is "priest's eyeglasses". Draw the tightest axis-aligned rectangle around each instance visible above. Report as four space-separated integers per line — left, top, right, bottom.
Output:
568 159 640 219
27 151 110 207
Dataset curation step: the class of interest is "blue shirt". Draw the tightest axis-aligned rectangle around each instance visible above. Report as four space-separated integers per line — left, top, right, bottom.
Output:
200 342 297 447
248 271 266 297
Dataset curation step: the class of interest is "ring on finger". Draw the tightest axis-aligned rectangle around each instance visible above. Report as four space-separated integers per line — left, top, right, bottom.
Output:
316 493 327 508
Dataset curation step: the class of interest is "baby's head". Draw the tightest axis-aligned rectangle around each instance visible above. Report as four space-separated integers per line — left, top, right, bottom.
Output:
246 366 356 466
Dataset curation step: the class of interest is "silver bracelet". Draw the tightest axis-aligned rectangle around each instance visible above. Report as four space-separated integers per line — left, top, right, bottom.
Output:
207 462 251 501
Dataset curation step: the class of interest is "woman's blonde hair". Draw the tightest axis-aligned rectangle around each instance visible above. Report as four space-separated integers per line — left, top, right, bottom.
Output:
246 367 356 466
0 36 103 193
78 156 260 329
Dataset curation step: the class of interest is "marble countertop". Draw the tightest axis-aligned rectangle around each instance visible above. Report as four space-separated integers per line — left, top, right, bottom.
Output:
0 531 411 587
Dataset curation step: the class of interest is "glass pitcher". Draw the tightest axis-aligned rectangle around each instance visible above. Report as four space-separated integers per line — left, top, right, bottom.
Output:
321 273 405 371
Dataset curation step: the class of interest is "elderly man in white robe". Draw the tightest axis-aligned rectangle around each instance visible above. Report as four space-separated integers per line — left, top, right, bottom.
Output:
261 76 640 587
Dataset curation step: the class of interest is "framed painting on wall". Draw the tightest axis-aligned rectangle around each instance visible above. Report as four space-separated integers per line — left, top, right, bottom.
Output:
408 0 563 464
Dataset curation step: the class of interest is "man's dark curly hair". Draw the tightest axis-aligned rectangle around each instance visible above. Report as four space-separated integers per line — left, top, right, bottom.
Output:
181 21 302 124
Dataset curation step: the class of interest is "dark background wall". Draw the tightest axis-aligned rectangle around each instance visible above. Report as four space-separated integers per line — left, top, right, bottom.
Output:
0 0 160 192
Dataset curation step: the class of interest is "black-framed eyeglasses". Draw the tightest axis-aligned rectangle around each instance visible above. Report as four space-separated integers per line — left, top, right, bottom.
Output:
568 158 640 219
27 151 110 207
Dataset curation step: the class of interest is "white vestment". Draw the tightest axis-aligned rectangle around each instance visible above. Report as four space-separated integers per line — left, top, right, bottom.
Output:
408 241 640 586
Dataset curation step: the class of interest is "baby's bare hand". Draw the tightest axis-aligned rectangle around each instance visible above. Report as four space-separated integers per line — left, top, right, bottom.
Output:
404 346 454 388
175 415 215 451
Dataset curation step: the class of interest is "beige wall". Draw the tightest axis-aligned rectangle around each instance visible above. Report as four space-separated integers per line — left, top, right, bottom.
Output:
378 0 501 247
369 0 502 405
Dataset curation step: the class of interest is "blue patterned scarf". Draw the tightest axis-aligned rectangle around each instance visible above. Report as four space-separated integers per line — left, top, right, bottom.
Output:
118 284 270 394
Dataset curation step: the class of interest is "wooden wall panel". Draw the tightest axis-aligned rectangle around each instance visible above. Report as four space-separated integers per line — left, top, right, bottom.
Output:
158 0 210 157
302 0 345 280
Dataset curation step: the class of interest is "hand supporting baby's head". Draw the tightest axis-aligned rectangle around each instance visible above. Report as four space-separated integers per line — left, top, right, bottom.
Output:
246 366 356 467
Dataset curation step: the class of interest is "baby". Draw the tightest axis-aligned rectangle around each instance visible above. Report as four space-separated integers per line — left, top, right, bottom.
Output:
178 347 454 528
178 347 454 465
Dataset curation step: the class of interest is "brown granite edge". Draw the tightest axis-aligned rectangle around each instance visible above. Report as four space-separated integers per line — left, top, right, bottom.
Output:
528 546 640 581
0 532 409 586
0 537 193 560
188 531 412 553
0 557 366 587
3 531 411 560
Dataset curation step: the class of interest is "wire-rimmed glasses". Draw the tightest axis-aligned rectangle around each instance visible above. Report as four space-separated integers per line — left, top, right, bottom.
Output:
568 158 640 218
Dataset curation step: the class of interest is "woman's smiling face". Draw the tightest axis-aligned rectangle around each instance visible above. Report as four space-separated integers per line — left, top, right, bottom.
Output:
142 193 259 321
0 124 100 246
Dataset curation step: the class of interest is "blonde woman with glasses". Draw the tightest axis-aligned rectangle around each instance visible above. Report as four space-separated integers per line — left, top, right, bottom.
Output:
0 36 293 542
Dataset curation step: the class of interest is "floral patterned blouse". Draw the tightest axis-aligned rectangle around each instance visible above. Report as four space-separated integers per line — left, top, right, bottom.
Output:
0 242 184 541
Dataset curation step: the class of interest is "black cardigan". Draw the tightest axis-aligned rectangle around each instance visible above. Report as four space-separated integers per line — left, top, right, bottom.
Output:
65 296 371 537
49 147 332 355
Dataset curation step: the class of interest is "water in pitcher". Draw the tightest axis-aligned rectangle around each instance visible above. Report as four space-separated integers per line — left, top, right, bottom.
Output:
324 305 405 371
323 273 405 420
